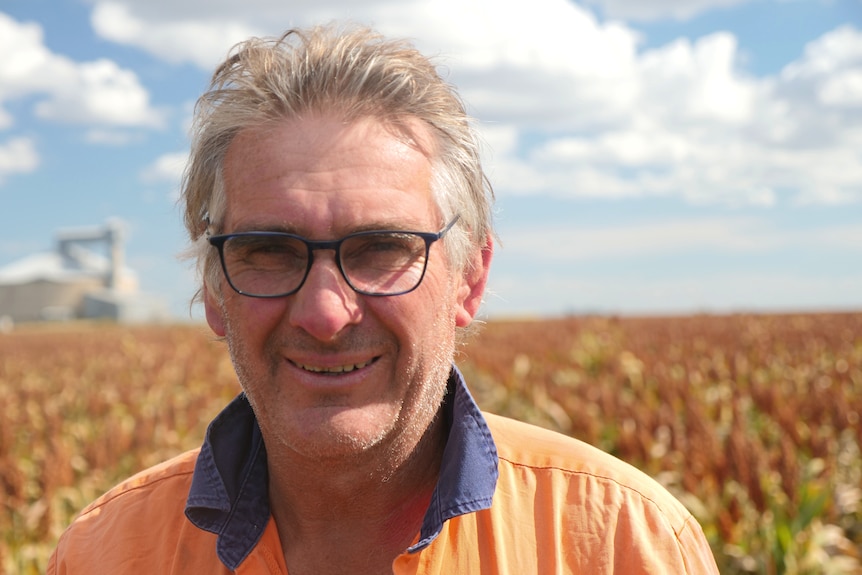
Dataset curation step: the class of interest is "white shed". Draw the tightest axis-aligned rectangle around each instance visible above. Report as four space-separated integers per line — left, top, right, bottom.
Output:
0 220 168 324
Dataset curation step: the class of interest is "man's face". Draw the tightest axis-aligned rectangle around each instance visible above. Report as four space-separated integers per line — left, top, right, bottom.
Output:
204 114 489 463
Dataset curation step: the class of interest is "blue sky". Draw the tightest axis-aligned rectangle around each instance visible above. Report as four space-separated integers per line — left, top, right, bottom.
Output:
1 0 860 319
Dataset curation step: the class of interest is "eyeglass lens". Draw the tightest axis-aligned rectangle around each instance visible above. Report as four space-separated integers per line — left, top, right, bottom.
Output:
221 232 429 296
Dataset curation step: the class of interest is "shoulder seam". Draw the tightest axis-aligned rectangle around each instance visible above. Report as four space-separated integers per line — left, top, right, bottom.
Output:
497 453 693 533
78 464 196 518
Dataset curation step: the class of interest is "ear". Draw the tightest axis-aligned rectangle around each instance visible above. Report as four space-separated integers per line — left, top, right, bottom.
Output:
454 236 493 328
204 284 227 337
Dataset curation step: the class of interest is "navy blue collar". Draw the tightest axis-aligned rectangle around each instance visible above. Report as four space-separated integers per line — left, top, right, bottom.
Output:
185 366 499 570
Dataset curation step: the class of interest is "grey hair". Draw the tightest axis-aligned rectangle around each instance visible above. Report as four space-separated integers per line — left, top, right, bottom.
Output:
180 24 494 304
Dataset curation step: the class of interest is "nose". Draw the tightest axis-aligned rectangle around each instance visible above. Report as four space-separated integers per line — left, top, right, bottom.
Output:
287 253 362 342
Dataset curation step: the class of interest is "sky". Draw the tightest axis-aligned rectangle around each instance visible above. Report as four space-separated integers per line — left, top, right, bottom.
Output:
0 0 860 320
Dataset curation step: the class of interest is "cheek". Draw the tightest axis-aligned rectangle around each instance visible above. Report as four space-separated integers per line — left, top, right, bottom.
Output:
222 295 288 344
395 273 459 349
223 300 290 386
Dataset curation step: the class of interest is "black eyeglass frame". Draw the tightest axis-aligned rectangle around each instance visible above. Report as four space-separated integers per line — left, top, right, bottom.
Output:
207 215 460 298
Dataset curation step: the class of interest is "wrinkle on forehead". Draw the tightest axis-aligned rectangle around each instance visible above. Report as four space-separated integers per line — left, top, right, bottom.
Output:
220 114 441 237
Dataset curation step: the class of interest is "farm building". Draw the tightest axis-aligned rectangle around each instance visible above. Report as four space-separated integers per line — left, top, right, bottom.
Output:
0 220 168 324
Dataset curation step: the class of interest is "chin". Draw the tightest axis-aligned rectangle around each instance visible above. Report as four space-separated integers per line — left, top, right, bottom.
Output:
271 404 399 456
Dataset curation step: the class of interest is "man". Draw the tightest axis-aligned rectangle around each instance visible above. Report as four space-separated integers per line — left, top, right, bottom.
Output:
49 24 719 574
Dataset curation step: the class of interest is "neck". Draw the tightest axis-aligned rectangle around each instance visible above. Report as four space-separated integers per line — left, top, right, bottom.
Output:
266 412 448 574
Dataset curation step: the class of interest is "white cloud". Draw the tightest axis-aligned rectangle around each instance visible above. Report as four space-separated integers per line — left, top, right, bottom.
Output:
782 24 862 79
0 137 39 184
87 0 357 21
34 59 164 127
499 218 862 263
0 16 58 96
88 0 380 69
584 0 752 22
638 33 756 124
0 13 164 129
819 69 862 106
141 151 188 184
477 22 862 207
784 25 862 108
91 2 264 69
500 217 780 261
387 0 644 131
78 1 862 207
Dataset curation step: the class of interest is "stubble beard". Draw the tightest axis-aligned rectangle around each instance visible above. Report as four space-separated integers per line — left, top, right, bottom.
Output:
221 306 457 471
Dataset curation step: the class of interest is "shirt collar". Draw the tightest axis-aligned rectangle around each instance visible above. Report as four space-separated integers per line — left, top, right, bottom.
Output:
185 366 499 570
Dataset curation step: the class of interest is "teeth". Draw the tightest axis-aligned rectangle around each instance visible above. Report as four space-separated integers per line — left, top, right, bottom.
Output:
296 359 373 374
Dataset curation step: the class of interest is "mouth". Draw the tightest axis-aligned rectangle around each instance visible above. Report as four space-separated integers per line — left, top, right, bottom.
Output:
291 357 378 375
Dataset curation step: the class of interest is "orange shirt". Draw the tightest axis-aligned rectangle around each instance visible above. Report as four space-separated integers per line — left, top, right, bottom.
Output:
49 369 718 574
396 412 718 573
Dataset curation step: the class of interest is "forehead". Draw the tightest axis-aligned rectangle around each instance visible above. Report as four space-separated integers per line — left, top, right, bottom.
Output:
221 115 441 234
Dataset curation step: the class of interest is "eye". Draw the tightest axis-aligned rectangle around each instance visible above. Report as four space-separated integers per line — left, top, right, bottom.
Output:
348 233 410 254
227 235 306 268
343 233 424 268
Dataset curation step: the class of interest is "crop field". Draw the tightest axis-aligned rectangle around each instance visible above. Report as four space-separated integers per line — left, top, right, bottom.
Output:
1 312 861 574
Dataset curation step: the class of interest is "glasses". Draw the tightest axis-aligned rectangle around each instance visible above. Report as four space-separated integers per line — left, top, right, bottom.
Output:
208 216 460 298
